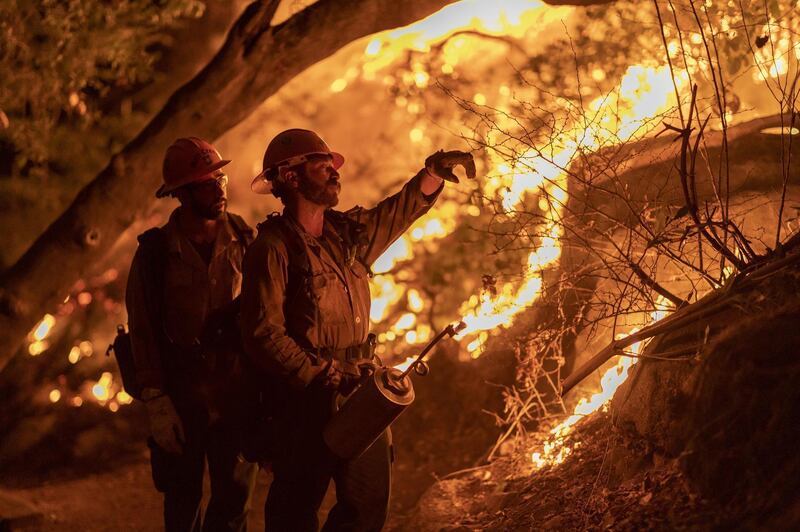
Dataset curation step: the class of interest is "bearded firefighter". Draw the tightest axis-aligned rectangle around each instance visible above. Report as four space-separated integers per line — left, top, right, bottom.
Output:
126 137 258 531
240 128 475 531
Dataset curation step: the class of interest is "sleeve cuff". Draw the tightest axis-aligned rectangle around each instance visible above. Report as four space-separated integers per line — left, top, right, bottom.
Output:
288 354 327 389
414 169 444 205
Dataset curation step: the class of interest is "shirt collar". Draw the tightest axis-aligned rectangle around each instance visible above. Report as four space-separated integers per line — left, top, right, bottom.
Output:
163 208 237 257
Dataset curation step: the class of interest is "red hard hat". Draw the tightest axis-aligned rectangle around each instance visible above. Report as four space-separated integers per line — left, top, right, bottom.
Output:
157 137 231 198
251 129 344 195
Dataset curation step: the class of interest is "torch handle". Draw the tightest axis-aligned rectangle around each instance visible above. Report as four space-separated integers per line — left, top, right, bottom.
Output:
398 321 466 379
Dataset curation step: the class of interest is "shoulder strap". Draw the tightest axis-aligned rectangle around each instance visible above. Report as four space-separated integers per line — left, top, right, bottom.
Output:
227 212 256 247
136 228 169 343
327 209 372 274
258 214 310 275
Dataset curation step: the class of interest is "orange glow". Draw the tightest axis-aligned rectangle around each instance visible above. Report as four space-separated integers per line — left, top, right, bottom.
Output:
68 346 81 364
116 390 133 405
78 340 93 357
531 298 672 469
90 372 114 403
31 313 56 341
456 64 684 354
360 3 689 369
28 340 49 356
393 356 416 373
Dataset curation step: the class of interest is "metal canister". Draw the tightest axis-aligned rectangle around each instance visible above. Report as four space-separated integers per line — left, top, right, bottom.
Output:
323 366 415 459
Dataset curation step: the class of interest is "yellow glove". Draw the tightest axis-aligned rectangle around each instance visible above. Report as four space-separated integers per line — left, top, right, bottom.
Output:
145 394 185 454
425 150 476 183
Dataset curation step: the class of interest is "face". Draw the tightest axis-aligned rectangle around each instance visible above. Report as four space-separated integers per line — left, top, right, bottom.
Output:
180 170 228 219
295 155 340 208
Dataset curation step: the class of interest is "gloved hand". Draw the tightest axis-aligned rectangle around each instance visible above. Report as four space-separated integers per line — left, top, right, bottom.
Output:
424 150 476 183
316 359 344 390
338 372 362 396
145 394 185 454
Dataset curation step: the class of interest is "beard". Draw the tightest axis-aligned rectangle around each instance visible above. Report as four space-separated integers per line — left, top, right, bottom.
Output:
192 197 227 220
298 171 340 208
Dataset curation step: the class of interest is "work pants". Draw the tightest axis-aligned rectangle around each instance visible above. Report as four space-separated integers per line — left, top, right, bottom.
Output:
264 386 392 532
149 395 258 532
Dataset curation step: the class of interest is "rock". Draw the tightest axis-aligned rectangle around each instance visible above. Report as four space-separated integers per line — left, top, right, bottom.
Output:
608 264 800 528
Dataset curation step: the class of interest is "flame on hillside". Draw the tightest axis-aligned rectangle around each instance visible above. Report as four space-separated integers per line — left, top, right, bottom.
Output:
374 61 686 357
531 298 672 469
361 3 688 377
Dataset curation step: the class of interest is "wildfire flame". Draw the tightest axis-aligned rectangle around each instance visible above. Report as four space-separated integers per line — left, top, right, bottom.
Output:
531 298 672 469
350 2 694 377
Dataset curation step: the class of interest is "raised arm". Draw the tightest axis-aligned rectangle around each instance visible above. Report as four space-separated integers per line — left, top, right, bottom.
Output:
352 150 475 266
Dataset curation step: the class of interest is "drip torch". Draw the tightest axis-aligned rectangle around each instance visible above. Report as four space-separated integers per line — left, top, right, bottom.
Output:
323 320 467 459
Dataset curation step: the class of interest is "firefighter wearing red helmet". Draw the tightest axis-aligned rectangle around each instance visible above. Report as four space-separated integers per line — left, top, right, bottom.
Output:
240 128 475 531
126 137 257 531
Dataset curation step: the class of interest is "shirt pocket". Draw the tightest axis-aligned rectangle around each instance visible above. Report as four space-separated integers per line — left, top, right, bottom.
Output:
310 271 347 325
349 260 369 279
163 261 206 342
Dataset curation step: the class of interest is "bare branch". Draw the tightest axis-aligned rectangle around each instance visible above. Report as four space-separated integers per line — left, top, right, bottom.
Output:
0 0 460 368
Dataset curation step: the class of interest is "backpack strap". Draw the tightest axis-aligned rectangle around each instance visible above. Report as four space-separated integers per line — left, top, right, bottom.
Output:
327 209 372 276
227 212 256 248
136 227 171 355
257 213 311 276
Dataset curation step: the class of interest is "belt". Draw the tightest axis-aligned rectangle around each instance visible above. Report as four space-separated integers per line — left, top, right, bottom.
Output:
316 334 378 370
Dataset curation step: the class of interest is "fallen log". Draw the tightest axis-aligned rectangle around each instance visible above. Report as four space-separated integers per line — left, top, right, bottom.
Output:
561 232 800 395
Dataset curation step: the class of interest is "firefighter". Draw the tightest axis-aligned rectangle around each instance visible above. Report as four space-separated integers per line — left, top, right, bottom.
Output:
240 128 474 531
126 137 258 532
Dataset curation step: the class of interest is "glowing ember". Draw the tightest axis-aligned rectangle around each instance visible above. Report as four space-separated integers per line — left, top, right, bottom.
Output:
31 313 56 341
49 389 61 403
68 346 81 364
407 289 425 313
78 340 93 357
392 312 417 331
26 314 55 355
116 390 133 405
90 371 114 403
28 340 49 356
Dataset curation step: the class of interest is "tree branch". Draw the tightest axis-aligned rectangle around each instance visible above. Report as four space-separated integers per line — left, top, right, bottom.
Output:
542 0 615 5
0 0 460 369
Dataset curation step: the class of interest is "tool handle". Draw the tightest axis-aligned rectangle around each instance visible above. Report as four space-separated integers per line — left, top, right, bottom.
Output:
398 321 466 379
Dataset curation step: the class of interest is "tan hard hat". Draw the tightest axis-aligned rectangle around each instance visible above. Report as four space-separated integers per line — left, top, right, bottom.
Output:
157 137 230 198
251 129 344 195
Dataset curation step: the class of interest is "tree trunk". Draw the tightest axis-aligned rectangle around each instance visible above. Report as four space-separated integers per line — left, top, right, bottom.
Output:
0 0 461 369
0 0 624 368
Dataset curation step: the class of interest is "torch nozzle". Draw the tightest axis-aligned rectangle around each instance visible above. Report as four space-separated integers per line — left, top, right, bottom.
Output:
398 320 466 379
